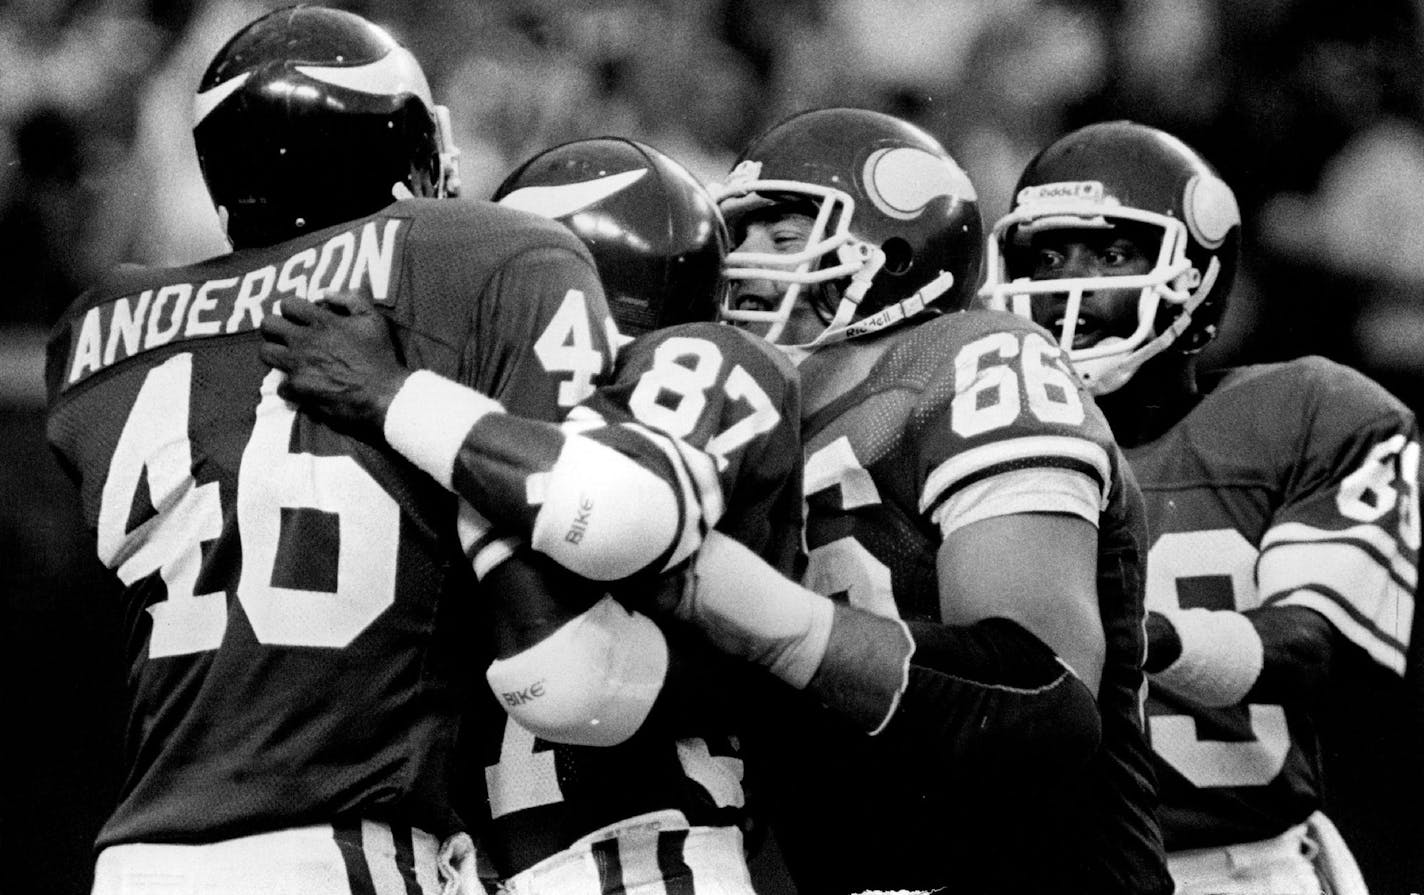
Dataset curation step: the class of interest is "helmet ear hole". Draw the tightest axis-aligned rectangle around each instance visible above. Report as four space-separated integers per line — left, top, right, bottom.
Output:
881 237 913 276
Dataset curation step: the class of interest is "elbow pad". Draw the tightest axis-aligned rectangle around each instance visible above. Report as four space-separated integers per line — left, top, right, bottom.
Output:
485 595 668 746
889 619 1102 779
528 435 684 581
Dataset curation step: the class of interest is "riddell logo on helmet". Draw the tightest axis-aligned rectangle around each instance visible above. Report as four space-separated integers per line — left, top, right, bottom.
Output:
1018 181 1104 205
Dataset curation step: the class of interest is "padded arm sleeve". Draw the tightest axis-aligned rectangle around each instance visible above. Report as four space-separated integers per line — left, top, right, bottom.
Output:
879 618 1102 783
384 370 718 581
1247 604 1340 701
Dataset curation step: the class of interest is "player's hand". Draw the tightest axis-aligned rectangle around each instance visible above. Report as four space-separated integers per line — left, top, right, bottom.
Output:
1143 609 1183 673
258 292 408 436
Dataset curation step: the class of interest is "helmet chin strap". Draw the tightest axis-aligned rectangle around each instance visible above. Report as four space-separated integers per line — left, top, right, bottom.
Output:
768 254 958 367
1076 269 1217 394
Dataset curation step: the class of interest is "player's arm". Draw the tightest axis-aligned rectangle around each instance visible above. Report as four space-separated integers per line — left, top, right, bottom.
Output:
477 548 673 747
1149 381 1421 703
480 325 805 746
669 528 1102 781
936 511 1106 694
258 291 718 582
1145 604 1341 706
476 534 775 748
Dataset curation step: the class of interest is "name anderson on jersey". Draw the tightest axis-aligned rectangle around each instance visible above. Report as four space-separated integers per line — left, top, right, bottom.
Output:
62 218 409 389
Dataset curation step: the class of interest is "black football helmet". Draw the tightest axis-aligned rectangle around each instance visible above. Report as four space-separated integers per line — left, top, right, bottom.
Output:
492 137 729 337
715 107 982 346
193 5 459 249
981 120 1241 394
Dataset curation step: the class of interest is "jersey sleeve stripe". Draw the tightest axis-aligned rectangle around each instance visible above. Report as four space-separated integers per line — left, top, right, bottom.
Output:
457 498 520 579
919 434 1111 518
614 421 725 573
1259 540 1413 668
931 466 1102 538
1267 588 1410 675
1261 521 1418 594
473 538 520 580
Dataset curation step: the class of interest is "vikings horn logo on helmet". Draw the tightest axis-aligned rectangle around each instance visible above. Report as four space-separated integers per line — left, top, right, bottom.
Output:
497 170 650 220
863 146 978 221
1184 174 1241 250
194 45 437 126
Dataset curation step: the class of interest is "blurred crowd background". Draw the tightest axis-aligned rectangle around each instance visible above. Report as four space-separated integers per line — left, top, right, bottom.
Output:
4 1 1424 893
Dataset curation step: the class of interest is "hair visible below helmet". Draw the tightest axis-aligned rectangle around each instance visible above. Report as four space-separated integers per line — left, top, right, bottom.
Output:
716 107 982 346
194 5 459 249
492 137 730 338
980 120 1241 394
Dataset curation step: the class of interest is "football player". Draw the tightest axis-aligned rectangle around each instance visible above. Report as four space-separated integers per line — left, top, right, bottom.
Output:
981 120 1420 894
261 133 921 894
470 137 803 894
43 8 695 894
712 107 1172 894
264 127 1112 893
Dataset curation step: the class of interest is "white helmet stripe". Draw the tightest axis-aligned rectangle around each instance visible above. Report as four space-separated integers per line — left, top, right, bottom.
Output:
498 170 648 220
193 72 250 125
295 46 435 107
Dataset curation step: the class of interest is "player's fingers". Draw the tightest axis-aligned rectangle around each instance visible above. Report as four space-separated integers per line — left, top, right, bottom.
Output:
321 289 375 317
279 294 320 324
257 341 292 372
258 313 300 345
274 374 297 402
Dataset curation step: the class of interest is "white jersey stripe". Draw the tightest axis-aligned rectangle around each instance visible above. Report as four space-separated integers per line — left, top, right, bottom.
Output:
1274 589 1409 676
1262 521 1417 592
933 466 1101 538
456 497 521 579
473 538 520 580
359 822 441 895
920 434 1111 517
617 421 726 571
1259 540 1413 644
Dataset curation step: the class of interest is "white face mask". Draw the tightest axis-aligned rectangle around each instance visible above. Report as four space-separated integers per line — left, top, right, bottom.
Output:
979 203 1217 394
715 163 956 351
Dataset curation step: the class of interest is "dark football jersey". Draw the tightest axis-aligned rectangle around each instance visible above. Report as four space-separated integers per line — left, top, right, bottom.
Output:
471 322 804 875
1131 357 1419 850
44 198 617 848
781 309 1167 894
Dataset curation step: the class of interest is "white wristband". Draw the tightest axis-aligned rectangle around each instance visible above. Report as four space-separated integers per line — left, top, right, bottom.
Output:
383 370 502 490
1151 608 1264 707
682 530 834 689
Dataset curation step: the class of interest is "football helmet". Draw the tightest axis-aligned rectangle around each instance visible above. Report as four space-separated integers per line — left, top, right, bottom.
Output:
981 120 1241 394
715 107 982 347
493 137 729 337
194 5 460 249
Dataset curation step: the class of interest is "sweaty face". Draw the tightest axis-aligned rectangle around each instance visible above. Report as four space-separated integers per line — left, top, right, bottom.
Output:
726 204 834 344
1024 223 1159 350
